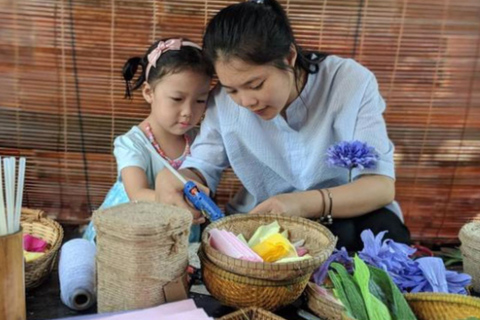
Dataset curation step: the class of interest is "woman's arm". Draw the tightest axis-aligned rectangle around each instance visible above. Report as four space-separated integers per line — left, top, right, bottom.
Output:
250 174 395 219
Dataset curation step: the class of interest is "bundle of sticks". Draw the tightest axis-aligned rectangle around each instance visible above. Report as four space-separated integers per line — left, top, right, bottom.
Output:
0 157 26 236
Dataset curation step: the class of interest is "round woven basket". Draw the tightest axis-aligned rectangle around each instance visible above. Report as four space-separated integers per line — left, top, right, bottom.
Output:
305 282 347 320
199 248 310 311
306 286 480 320
21 208 64 289
202 214 337 281
459 222 480 293
218 307 286 320
405 292 480 319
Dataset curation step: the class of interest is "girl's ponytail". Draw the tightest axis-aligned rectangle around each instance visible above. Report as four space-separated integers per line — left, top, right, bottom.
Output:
122 57 145 99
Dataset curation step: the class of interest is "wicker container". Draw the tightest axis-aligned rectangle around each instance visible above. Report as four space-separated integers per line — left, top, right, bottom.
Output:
405 292 480 320
306 286 480 320
218 307 286 320
200 248 310 311
305 282 347 320
94 201 191 313
202 214 336 281
459 222 480 293
21 208 64 289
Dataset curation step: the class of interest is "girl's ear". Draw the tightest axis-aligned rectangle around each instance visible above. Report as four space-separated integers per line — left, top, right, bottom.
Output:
142 82 154 104
284 43 298 68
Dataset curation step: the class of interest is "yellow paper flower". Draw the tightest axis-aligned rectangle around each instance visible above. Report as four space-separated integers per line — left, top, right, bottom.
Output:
24 250 45 262
252 233 297 262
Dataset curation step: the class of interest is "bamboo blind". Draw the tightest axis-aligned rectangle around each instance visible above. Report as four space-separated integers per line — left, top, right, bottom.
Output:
0 0 479 243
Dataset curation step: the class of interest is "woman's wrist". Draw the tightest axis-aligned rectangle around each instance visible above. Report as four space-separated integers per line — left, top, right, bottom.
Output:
297 190 326 219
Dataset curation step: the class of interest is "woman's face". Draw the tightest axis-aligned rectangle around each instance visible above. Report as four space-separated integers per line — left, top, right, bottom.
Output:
214 56 298 120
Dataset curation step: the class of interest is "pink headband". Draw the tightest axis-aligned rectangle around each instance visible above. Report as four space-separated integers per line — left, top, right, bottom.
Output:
145 38 202 80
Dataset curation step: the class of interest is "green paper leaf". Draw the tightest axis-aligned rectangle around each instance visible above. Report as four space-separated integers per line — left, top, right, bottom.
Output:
352 255 391 320
247 221 281 248
368 265 417 320
330 263 368 320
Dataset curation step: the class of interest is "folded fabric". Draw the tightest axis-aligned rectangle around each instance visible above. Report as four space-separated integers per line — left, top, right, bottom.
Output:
23 234 48 252
209 228 263 262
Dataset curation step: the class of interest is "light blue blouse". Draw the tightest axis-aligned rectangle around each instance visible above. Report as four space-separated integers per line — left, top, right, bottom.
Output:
181 55 403 219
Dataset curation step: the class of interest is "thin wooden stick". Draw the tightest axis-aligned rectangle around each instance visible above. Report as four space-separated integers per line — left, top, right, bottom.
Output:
14 157 26 232
0 156 7 236
3 158 14 234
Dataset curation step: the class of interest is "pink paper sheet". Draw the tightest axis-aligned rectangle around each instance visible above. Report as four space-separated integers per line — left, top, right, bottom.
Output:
209 228 263 262
23 234 48 252
99 299 213 320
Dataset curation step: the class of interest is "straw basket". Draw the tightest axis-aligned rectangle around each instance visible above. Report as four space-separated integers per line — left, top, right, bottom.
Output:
218 307 286 320
306 286 480 320
202 214 336 281
459 222 480 293
20 208 64 289
200 248 310 311
404 292 480 319
305 282 347 320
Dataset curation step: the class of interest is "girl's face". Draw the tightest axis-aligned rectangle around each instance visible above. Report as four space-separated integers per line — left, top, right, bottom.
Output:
214 52 298 121
143 69 210 136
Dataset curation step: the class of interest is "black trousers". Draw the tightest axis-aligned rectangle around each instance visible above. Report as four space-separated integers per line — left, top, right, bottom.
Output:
325 207 411 252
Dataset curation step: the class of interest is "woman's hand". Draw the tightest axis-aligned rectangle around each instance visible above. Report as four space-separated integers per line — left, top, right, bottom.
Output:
155 168 206 225
249 192 319 218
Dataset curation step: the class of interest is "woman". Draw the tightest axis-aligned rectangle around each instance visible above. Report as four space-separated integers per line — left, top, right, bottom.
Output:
156 0 410 251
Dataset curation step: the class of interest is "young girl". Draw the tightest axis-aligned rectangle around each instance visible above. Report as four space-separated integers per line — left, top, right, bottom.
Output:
156 0 411 251
84 38 213 243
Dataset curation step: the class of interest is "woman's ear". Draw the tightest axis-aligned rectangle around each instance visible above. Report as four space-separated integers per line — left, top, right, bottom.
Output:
285 43 298 68
142 82 154 104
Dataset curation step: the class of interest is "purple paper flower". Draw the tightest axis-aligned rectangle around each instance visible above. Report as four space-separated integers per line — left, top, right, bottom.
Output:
312 247 353 285
358 230 472 294
326 141 379 181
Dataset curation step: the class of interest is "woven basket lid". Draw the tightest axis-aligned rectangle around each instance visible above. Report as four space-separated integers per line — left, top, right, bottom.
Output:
93 201 192 240
459 222 480 245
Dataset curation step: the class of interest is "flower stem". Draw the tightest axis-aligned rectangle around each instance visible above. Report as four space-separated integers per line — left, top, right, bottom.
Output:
349 169 352 183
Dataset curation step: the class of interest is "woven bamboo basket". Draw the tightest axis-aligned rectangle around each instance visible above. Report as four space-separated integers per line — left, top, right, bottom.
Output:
404 292 480 320
202 214 337 281
20 208 64 289
305 282 347 320
306 286 480 320
199 248 310 311
218 307 286 320
459 222 480 293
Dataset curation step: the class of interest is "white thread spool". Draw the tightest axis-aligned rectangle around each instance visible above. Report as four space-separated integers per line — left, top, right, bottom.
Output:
59 239 97 310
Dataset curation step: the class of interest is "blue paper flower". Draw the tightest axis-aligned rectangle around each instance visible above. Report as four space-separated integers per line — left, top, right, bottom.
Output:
326 141 379 181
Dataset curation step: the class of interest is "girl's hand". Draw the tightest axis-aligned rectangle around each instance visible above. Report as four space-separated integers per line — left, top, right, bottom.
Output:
155 168 206 225
249 193 310 218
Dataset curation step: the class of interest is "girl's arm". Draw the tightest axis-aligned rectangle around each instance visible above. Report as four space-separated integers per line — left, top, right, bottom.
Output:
250 175 394 219
121 166 155 202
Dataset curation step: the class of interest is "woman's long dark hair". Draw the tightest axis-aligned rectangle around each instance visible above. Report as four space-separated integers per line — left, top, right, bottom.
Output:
203 0 328 80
